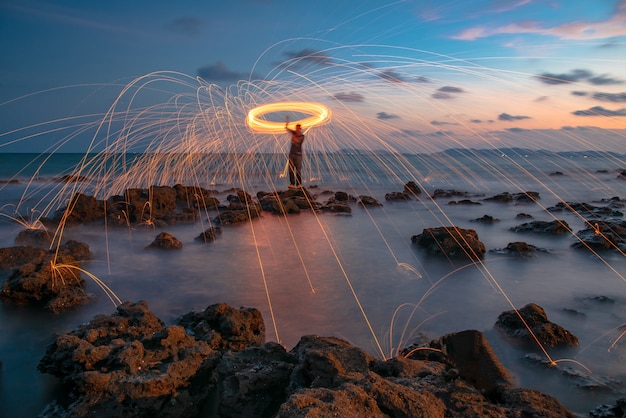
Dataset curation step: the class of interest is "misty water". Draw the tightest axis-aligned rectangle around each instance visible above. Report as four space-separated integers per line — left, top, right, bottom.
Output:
1 151 625 417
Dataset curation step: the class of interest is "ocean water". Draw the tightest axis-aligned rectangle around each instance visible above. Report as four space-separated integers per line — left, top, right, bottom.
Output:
0 151 625 417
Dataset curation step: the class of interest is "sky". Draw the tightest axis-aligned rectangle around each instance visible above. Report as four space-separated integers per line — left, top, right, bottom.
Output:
1 0 625 152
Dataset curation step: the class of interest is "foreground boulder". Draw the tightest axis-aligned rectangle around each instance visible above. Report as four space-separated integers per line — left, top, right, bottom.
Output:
495 303 579 348
411 226 486 259
37 302 576 417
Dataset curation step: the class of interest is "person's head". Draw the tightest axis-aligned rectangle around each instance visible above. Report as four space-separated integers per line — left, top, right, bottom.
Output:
296 124 302 131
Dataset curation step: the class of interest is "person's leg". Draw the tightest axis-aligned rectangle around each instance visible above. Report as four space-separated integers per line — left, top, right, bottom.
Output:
295 155 302 187
288 156 296 187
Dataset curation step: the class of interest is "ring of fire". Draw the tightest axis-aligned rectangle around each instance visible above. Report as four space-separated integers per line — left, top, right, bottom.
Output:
246 101 331 133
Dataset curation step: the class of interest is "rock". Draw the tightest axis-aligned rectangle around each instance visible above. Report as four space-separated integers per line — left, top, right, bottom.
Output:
176 303 265 351
173 184 220 209
516 213 533 219
448 199 481 205
384 191 411 201
212 208 261 225
404 181 422 196
38 301 217 418
490 241 547 256
54 193 104 225
411 226 486 259
589 397 626 417
14 228 53 247
572 220 626 251
431 189 472 199
145 232 183 250
0 245 47 270
195 226 221 243
357 195 382 207
548 201 623 219
483 191 540 203
495 303 579 348
36 304 577 418
321 193 352 213
510 219 571 234
0 240 94 312
472 214 499 223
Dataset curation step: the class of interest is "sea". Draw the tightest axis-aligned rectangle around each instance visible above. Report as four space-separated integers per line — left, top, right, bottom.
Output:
0 150 625 417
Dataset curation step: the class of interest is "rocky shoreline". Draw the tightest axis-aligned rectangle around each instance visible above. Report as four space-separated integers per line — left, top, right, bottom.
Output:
1 182 626 416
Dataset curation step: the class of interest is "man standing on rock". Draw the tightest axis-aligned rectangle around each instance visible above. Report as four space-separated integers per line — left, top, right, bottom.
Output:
285 120 305 189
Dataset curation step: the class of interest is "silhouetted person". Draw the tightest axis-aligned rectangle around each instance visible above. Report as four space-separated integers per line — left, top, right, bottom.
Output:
286 122 305 188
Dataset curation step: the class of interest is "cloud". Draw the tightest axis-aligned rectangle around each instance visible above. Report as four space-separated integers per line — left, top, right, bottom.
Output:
165 17 205 37
498 113 531 121
451 1 626 41
331 92 365 102
592 92 626 102
571 91 588 96
572 106 626 116
377 112 399 120
377 69 405 83
431 120 459 126
432 85 466 99
535 69 623 86
281 48 334 67
197 61 251 81
506 127 527 133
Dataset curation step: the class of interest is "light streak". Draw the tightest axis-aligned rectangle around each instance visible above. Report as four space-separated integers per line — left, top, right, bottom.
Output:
246 101 331 134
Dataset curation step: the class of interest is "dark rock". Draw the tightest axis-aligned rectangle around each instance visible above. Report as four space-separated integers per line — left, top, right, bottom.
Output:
431 189 471 199
516 213 533 219
321 193 352 213
357 195 382 207
54 193 104 225
572 220 626 251
549 171 564 176
484 191 540 203
411 226 486 259
56 174 90 183
510 219 571 234
195 226 221 243
548 201 623 219
216 342 297 418
448 199 481 205
38 301 216 418
495 303 579 348
145 232 183 250
404 181 422 196
14 228 53 248
472 214 499 223
384 191 411 201
0 245 47 270
589 397 626 417
490 241 547 256
212 207 261 225
0 241 94 312
177 303 265 351
173 184 220 209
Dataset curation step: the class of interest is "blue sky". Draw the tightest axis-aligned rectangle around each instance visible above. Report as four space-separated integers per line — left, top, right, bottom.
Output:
1 0 625 152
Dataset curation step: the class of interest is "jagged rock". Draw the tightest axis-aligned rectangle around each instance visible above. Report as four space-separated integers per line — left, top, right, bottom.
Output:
195 226 221 243
448 199 481 205
0 240 94 312
572 220 626 251
472 214 499 223
483 191 540 203
0 245 47 270
411 226 485 258
490 241 547 256
404 181 422 196
14 228 54 248
385 191 411 201
357 195 382 207
510 219 571 234
495 303 579 348
145 232 183 250
548 201 623 219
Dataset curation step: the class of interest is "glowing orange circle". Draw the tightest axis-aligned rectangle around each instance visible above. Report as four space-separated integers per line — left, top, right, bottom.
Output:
246 101 331 133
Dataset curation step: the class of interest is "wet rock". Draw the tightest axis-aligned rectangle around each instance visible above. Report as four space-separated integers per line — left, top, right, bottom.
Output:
212 207 261 225
548 201 624 219
38 301 217 418
54 193 104 225
411 226 486 259
484 191 540 203
384 191 411 201
145 232 183 250
549 171 564 176
495 303 579 348
472 214 499 223
173 184 220 209
195 226 221 243
404 181 422 197
589 397 626 417
490 241 547 256
516 212 533 219
510 219 571 234
176 303 265 351
448 199 481 205
431 189 472 199
0 241 94 312
321 193 352 213
572 220 626 251
357 195 383 207
14 228 53 248
0 245 47 270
